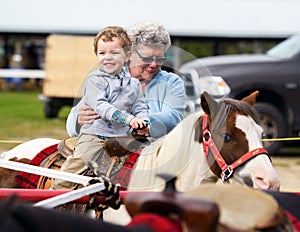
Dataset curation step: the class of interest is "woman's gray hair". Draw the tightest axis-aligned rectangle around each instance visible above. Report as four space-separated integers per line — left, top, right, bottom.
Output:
127 21 171 50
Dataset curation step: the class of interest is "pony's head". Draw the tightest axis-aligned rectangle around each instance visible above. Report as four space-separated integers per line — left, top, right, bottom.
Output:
197 91 280 190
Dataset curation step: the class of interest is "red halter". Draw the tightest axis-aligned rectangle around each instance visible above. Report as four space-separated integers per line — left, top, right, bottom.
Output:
202 114 270 182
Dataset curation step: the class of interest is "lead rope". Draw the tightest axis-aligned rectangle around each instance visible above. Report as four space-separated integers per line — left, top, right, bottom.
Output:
88 177 121 220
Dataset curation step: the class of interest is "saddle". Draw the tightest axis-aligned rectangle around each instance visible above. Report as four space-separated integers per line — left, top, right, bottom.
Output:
18 135 150 190
186 184 294 231
37 150 66 189
125 174 220 232
56 135 151 180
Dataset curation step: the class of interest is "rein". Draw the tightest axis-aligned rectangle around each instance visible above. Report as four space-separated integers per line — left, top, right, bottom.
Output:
202 114 269 182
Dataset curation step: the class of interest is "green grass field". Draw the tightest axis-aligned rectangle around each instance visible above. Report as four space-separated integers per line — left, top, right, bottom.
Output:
0 91 71 151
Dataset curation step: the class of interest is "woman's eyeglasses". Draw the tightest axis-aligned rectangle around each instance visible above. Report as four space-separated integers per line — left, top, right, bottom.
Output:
135 49 166 64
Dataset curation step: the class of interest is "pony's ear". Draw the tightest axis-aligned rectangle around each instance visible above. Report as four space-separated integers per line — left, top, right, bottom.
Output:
200 91 219 116
241 91 259 106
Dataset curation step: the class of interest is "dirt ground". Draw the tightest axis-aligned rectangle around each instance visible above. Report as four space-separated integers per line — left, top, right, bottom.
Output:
272 156 300 191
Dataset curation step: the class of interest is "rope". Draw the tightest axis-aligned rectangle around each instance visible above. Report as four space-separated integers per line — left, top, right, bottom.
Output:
1 137 300 144
262 137 300 142
88 176 121 219
0 140 24 144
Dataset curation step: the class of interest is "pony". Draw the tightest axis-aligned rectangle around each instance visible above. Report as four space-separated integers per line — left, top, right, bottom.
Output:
0 91 280 224
103 91 281 224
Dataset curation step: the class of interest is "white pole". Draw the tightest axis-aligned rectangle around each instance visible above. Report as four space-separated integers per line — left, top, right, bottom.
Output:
34 183 105 208
0 159 92 186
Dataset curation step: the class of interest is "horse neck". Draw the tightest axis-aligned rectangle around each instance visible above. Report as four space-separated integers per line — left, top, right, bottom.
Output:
128 112 214 192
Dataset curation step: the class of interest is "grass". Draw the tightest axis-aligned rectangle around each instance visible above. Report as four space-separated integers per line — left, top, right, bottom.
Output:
0 91 71 151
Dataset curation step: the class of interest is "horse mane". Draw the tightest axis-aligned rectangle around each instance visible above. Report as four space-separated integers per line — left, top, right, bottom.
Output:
128 112 214 192
223 98 260 124
194 97 261 143
210 98 261 134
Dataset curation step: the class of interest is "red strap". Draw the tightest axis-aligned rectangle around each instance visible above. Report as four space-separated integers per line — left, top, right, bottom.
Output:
202 114 270 181
202 114 229 172
205 136 229 171
229 148 269 170
202 114 209 155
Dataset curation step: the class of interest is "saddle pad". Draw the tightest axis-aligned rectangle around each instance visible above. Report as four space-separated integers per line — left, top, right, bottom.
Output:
15 144 59 189
15 143 141 190
112 149 142 190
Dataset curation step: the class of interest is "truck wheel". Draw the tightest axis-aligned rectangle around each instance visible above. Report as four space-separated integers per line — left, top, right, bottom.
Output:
254 102 286 155
44 99 61 118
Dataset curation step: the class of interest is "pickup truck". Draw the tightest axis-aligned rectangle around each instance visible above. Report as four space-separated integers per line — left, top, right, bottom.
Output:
180 34 300 154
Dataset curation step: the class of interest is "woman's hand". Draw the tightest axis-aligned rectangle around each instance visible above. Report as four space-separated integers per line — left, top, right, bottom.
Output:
78 105 100 126
134 127 150 137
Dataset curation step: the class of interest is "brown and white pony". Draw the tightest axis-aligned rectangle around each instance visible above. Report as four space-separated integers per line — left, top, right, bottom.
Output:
0 91 280 224
103 91 281 224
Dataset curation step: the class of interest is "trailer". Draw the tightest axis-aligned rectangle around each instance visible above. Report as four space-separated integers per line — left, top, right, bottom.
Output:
41 34 96 118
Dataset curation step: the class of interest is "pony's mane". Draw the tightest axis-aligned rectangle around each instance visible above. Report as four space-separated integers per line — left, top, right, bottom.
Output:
210 98 261 134
128 112 212 191
223 98 260 124
141 111 203 153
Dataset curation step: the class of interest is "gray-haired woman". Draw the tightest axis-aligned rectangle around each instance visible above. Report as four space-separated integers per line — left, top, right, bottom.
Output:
66 21 186 138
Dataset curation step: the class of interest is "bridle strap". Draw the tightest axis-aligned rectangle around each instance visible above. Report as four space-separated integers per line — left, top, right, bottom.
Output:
229 147 270 171
202 114 270 182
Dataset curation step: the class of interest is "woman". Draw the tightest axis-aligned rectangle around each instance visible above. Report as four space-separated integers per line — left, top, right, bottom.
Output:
66 21 185 138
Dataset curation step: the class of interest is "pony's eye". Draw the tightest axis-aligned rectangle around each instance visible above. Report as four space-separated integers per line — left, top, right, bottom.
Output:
222 134 233 143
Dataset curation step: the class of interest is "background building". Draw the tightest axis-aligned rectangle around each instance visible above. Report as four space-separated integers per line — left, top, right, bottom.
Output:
0 0 299 78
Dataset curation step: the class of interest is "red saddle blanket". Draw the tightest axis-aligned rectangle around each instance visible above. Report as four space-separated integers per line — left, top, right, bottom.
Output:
15 144 141 190
15 144 59 189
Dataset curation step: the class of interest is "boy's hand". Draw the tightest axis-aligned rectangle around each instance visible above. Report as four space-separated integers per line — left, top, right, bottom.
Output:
129 118 147 130
130 118 150 137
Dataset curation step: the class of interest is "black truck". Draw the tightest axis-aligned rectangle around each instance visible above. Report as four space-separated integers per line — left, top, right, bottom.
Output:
180 34 300 154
